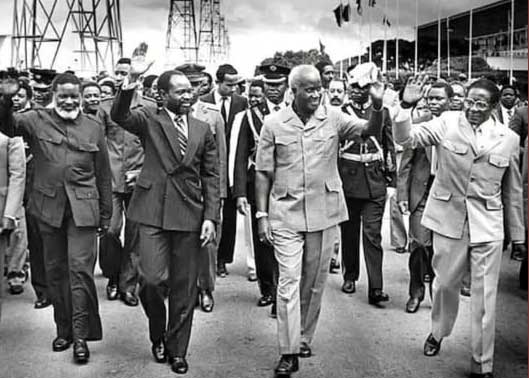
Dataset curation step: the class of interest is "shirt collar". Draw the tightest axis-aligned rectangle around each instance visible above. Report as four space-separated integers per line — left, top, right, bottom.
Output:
214 90 231 105
164 107 188 128
267 99 285 112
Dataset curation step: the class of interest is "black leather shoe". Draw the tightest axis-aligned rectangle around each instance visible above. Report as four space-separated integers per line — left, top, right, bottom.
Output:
395 247 407 254
368 289 389 305
341 280 356 294
257 294 274 307
199 290 214 313
35 296 51 309
329 258 340 274
424 333 442 356
405 297 421 313
470 373 494 378
460 286 471 297
52 337 72 352
270 302 277 319
299 342 311 358
274 354 299 377
216 262 227 278
106 284 119 300
120 291 139 306
169 356 188 374
73 339 89 364
151 340 166 363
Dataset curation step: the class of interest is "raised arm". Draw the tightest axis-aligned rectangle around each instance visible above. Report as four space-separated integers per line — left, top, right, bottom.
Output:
110 88 149 137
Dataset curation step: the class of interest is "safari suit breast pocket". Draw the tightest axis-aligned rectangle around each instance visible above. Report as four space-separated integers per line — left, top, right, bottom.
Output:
36 134 64 161
313 129 337 157
275 135 298 162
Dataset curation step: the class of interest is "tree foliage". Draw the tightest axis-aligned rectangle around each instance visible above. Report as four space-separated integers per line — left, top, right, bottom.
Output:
254 49 333 75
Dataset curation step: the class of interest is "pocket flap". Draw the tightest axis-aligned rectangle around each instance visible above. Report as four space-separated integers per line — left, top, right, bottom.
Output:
276 135 297 146
37 135 62 145
325 179 342 192
34 185 57 198
485 194 503 210
272 184 288 199
75 188 99 199
76 143 99 152
489 154 509 168
136 178 152 189
441 140 468 154
432 190 452 201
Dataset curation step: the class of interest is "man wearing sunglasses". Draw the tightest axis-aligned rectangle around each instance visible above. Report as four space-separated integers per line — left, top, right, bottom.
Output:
394 76 525 378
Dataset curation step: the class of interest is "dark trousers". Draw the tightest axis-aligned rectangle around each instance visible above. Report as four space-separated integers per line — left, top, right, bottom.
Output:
99 192 140 293
341 196 386 291
27 210 48 299
137 225 200 358
38 212 102 341
408 193 434 299
250 204 278 297
217 196 237 264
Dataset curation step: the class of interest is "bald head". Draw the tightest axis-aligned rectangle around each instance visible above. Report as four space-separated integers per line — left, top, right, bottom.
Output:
289 65 322 116
289 65 321 91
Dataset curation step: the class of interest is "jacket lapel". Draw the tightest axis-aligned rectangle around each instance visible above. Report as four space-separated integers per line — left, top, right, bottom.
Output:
475 118 506 159
158 109 184 163
458 113 479 156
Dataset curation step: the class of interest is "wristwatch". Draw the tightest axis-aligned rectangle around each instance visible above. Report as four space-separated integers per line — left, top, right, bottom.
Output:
255 211 268 219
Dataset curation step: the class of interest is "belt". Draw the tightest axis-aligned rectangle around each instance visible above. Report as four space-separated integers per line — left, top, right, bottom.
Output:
340 151 383 163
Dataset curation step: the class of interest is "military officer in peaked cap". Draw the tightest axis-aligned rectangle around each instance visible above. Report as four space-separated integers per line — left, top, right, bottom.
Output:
29 68 56 107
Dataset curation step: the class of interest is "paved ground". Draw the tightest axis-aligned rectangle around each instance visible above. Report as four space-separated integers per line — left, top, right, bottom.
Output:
0 210 527 378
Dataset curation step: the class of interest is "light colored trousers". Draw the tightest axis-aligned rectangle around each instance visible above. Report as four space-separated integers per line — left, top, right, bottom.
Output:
5 211 28 274
272 225 337 355
431 225 502 374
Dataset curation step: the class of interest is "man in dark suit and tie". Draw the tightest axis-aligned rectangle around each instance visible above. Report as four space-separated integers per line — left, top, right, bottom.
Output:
200 64 247 277
111 66 219 375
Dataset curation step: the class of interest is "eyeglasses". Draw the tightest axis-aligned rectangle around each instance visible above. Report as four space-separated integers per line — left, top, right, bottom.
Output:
463 98 489 111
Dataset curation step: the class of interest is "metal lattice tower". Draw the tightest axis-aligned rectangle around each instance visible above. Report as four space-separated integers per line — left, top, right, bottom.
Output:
197 0 214 63
11 0 123 74
166 0 198 64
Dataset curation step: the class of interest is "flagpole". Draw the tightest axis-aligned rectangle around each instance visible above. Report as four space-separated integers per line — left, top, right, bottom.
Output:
437 0 441 79
447 17 450 77
358 2 363 66
468 5 473 78
368 4 372 62
509 0 514 85
396 0 399 79
414 0 418 74
383 0 388 74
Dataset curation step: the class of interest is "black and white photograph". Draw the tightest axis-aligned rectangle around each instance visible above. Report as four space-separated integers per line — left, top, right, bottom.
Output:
0 0 527 377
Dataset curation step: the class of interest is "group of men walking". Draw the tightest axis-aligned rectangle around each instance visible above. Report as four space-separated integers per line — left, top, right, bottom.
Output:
0 53 525 378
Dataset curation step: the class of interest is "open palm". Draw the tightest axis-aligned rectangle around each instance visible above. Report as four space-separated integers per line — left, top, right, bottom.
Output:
402 74 429 105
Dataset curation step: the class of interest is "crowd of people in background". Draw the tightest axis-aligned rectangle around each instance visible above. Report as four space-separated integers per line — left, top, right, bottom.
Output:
0 54 526 378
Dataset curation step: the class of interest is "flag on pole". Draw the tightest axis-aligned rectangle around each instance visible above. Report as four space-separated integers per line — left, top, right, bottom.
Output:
382 16 391 27
343 2 351 21
356 0 363 15
334 4 344 27
368 0 376 6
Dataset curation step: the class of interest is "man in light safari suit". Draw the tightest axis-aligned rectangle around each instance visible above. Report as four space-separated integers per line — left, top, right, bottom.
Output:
255 65 385 377
0 133 26 321
394 77 525 378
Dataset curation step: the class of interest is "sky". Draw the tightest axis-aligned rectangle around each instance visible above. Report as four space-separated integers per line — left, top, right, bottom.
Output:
0 0 498 77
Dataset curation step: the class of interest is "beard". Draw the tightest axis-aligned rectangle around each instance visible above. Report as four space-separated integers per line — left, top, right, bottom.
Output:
55 107 80 120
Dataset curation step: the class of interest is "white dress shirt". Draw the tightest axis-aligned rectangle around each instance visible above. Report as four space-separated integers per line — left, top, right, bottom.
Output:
214 90 231 118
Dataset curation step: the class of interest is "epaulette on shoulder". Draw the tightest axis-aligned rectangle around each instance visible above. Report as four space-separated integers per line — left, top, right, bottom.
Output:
201 102 219 112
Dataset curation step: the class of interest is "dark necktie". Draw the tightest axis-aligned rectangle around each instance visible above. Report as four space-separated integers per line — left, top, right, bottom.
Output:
221 97 228 124
174 115 187 156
